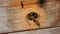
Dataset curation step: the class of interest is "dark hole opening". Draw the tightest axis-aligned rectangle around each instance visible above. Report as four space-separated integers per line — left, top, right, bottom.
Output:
27 12 38 20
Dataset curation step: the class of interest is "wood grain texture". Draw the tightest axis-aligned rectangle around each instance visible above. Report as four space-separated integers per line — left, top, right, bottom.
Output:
0 0 60 34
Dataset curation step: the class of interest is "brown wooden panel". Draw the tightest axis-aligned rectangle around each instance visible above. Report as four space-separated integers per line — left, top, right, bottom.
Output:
0 0 60 33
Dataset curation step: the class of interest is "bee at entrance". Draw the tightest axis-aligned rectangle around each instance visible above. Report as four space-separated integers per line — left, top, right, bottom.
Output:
27 12 40 27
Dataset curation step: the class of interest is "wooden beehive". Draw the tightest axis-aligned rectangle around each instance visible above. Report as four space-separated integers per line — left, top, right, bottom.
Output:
0 0 60 33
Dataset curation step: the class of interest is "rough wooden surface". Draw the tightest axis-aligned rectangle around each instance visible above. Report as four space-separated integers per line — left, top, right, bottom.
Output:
9 27 60 34
0 0 60 34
